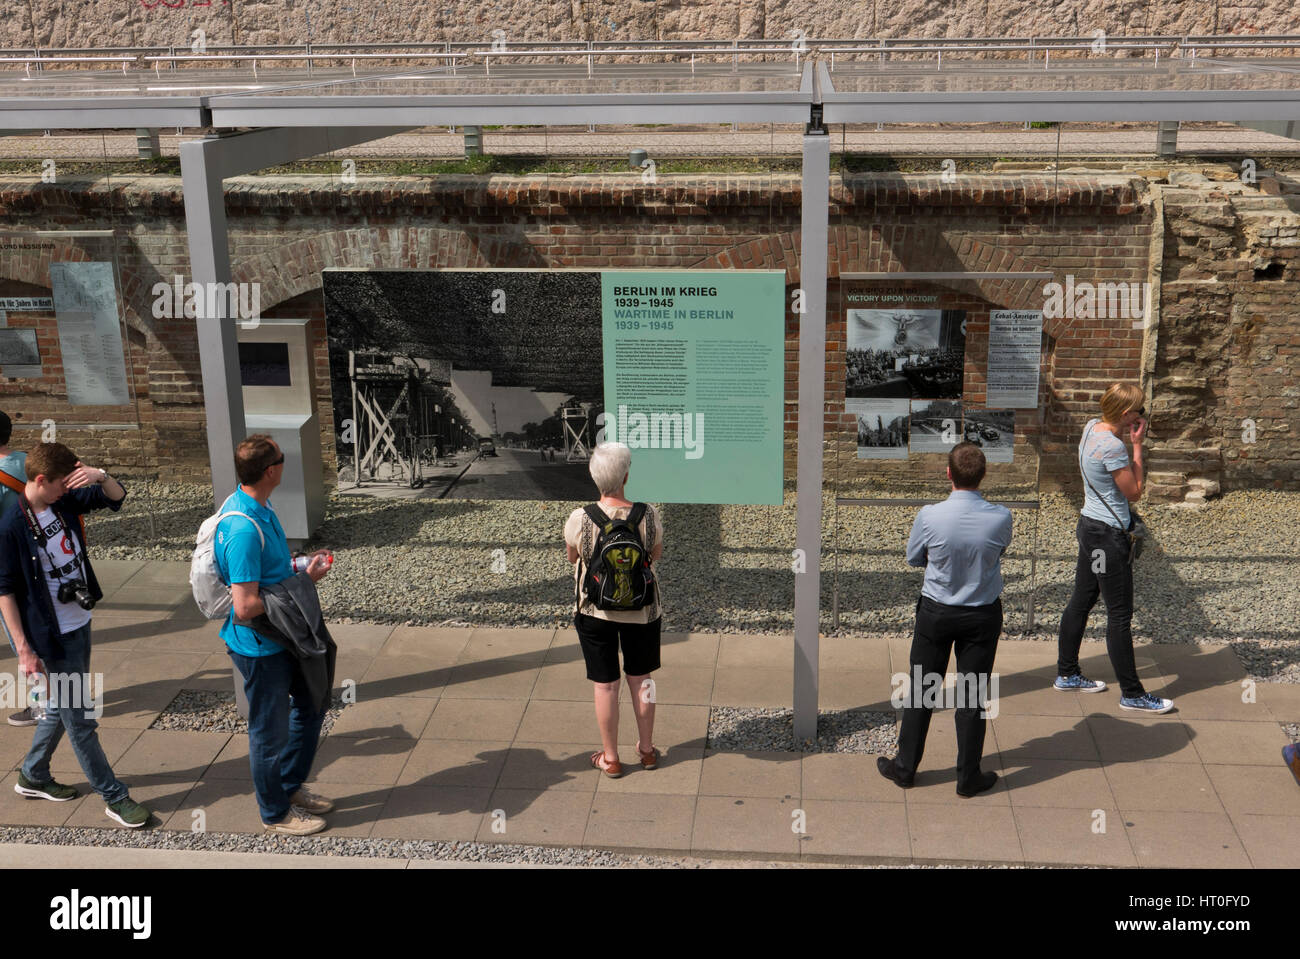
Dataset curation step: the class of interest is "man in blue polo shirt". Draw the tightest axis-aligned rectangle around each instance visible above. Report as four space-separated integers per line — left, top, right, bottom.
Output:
215 434 334 835
878 442 1013 798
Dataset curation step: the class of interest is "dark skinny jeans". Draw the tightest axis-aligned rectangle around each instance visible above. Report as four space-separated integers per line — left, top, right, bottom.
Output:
1056 515 1145 698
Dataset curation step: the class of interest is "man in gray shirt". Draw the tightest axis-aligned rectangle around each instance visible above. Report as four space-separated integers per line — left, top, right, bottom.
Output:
878 442 1012 798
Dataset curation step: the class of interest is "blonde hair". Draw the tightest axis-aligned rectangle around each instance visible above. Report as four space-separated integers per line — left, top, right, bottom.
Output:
1099 383 1143 425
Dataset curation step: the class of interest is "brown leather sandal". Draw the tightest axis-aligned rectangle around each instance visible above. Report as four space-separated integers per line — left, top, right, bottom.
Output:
636 744 660 770
591 750 623 778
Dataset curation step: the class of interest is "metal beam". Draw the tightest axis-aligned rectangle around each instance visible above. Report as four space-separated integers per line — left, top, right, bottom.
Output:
793 127 830 745
180 135 243 508
178 125 417 508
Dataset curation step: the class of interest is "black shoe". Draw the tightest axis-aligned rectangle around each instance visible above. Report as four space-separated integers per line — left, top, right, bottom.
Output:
877 756 914 789
956 770 998 798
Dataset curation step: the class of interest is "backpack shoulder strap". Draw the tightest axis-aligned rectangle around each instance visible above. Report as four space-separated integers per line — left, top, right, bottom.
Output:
627 502 647 529
217 510 266 550
583 504 610 530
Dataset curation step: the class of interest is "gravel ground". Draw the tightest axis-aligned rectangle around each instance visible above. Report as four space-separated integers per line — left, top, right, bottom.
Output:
149 690 347 736
709 706 899 754
89 482 1300 682
1285 723 1299 744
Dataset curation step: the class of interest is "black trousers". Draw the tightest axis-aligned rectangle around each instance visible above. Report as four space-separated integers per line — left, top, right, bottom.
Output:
894 595 1002 791
1056 515 1145 698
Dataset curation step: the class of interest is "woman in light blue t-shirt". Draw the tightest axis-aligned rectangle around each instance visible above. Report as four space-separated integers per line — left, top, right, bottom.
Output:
1054 383 1174 714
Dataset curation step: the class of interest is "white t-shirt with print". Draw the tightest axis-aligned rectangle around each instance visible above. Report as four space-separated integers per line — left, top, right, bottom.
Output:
564 503 664 624
34 507 93 635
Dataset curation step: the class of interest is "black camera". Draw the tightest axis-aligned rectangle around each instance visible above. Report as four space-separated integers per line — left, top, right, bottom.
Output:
57 579 95 611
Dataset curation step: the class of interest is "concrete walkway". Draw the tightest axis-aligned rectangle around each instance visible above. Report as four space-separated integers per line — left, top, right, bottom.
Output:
2 559 1297 868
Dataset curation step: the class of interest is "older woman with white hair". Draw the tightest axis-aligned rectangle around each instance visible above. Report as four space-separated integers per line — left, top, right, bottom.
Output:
564 442 664 778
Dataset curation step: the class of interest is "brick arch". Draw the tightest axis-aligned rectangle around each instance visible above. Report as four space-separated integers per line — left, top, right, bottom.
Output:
232 226 552 313
688 233 802 284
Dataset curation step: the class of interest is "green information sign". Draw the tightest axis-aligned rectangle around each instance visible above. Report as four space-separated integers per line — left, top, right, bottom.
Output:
600 270 786 505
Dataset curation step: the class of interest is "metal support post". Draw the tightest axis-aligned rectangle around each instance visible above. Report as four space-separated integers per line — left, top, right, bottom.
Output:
793 113 830 746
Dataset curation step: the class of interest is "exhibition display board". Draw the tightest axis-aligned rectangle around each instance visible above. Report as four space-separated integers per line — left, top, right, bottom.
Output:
322 267 785 505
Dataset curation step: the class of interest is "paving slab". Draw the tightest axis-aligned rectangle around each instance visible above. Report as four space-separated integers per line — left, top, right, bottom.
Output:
1121 810 1252 869
1085 713 1199 763
371 784 490 841
111 729 230 780
1001 759 1114 810
1226 812 1300 869
529 663 596 701
1203 763 1300 817
709 667 790 707
907 803 1024 864
478 787 593 846
458 627 554 664
424 698 527 741
396 739 511 789
326 695 436 740
1013 805 1137 867
160 779 264 834
797 799 911 862
691 795 802 859
1102 760 1226 813
717 634 793 669
327 622 396 655
309 735 416 785
497 742 601 793
1184 718 1293 766
585 791 696 852
698 750 801 799
800 753 906 803
439 661 541 701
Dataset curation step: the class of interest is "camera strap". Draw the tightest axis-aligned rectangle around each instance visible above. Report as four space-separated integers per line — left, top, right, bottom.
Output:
18 493 82 582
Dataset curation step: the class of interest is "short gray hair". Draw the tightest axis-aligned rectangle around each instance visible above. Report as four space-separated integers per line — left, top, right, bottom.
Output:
588 442 631 495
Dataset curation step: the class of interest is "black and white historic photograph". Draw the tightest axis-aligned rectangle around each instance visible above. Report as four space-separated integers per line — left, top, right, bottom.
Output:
0 328 40 366
848 398 910 460
323 269 605 501
962 408 1015 463
845 308 967 399
909 398 963 454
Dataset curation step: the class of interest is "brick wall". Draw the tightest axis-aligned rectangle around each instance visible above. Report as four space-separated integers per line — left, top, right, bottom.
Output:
1 170 1295 497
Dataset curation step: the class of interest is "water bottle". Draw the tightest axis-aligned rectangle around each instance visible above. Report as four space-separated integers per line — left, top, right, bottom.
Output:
29 683 45 722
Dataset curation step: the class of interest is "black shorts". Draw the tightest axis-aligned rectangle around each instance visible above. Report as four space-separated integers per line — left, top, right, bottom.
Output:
573 612 662 684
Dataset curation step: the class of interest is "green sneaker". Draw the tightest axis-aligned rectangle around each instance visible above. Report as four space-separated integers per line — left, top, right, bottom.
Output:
14 772 78 802
105 796 151 829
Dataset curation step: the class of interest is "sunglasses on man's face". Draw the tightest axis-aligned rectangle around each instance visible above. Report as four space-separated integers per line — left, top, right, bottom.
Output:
270 453 285 466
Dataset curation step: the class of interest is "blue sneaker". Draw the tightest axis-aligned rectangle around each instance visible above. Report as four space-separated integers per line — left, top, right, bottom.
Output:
1119 693 1174 714
1054 674 1107 693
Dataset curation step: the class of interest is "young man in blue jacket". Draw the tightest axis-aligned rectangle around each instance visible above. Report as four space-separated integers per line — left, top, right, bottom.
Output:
0 442 151 827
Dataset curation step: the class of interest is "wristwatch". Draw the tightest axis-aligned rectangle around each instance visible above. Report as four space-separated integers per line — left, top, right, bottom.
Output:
98 469 109 483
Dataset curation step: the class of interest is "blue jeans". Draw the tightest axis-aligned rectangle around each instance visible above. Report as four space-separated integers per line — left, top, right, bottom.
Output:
22 622 129 804
228 647 327 824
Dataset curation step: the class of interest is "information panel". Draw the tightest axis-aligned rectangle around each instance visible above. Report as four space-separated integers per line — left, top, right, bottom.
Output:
600 271 784 505
323 269 786 504
49 262 130 406
987 309 1044 409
